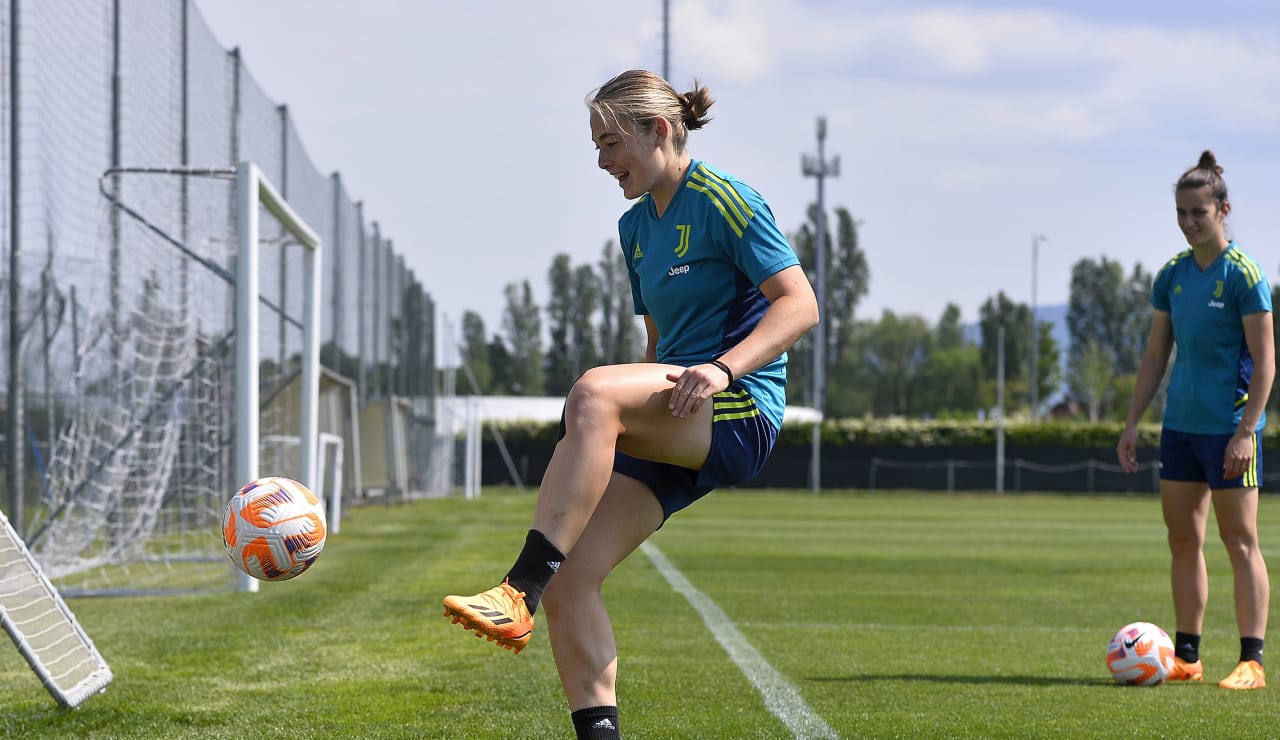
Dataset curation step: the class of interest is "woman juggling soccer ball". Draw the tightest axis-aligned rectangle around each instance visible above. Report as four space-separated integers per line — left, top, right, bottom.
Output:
442 69 819 738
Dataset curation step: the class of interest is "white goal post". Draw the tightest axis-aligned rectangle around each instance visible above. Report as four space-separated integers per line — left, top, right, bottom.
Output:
0 507 113 708
235 162 323 593
261 432 346 535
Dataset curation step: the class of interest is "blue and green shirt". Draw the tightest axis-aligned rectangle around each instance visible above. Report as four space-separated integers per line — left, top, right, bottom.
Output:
1151 240 1272 434
618 160 799 430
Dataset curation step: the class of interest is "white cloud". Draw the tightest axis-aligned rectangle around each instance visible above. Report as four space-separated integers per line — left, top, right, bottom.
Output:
194 0 1280 338
707 3 1280 143
671 0 776 83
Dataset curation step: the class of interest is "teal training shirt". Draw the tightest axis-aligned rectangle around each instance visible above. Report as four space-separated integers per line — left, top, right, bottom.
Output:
1151 240 1272 434
618 160 799 430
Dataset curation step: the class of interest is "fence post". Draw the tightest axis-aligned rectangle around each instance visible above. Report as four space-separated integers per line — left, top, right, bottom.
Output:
329 172 343 370
7 0 24 531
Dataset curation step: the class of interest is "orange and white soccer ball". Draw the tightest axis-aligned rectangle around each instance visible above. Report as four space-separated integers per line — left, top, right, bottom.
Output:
1106 621 1175 686
223 476 327 581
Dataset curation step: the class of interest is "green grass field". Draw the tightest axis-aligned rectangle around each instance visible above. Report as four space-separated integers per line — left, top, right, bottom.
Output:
3 489 1279 738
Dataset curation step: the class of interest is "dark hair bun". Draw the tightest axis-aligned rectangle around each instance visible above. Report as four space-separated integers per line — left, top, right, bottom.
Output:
680 84 714 131
1197 150 1223 175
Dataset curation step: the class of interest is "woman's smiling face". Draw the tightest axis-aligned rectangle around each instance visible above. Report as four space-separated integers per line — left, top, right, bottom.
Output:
591 111 659 201
1175 184 1229 250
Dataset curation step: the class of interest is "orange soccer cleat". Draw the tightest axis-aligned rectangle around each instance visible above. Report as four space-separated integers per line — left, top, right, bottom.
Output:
1166 657 1204 682
442 579 534 654
1218 660 1266 690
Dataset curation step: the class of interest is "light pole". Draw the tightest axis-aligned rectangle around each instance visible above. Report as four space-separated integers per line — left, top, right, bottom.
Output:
1030 233 1046 421
802 117 839 492
661 0 669 80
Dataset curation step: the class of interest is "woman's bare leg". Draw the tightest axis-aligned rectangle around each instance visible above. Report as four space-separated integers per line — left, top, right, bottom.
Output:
1212 487 1269 639
531 363 712 554
542 473 663 711
1161 480 1211 634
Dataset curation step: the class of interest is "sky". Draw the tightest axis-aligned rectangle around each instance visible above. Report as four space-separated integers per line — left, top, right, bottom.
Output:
195 1 1280 359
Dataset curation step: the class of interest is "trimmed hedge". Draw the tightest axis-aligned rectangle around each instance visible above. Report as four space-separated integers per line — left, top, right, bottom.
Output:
778 418 1166 448
477 417 1261 448
479 417 1280 449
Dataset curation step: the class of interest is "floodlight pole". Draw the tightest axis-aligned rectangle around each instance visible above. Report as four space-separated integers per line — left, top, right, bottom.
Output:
661 0 670 80
1030 234 1046 421
6 0 22 528
802 117 839 493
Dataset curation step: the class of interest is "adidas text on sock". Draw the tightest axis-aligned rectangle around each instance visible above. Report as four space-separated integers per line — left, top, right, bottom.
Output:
571 705 620 740
503 529 565 615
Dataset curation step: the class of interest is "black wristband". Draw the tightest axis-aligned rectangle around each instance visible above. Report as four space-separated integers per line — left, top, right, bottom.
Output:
709 359 734 387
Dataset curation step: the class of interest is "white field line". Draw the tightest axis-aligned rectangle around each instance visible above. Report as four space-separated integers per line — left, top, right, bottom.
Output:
641 541 839 740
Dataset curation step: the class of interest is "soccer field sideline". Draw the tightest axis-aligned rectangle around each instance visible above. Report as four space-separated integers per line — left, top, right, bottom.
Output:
643 540 840 739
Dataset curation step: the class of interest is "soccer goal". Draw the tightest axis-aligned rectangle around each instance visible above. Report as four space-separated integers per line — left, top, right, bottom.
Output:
1 161 321 701
15 162 322 598
232 161 323 592
0 507 112 708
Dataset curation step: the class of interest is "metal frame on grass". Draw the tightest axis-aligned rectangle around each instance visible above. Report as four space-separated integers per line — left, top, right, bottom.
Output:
0 507 113 708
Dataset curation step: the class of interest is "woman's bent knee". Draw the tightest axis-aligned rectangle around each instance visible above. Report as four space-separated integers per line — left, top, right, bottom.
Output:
562 369 619 428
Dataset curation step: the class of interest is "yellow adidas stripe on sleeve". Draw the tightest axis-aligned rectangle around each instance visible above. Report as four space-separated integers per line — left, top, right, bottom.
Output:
687 166 755 238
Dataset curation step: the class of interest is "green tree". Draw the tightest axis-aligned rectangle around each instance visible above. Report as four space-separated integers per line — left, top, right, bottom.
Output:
979 292 1032 409
1068 338 1115 421
597 240 641 364
571 263 601 374
828 208 870 360
459 311 492 393
843 309 931 416
790 205 869 408
502 280 544 395
545 255 576 395
1033 320 1063 415
487 336 514 394
915 304 982 417
1066 257 1152 377
934 303 967 350
544 255 602 395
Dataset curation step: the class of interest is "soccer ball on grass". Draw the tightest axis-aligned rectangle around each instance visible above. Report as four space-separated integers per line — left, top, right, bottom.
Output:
223 476 327 581
1105 621 1175 686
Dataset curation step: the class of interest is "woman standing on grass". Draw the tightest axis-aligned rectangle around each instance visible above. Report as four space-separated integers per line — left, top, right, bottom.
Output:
1117 150 1273 690
441 69 818 738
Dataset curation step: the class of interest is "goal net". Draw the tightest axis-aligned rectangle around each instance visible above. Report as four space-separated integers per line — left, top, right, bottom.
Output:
20 163 321 596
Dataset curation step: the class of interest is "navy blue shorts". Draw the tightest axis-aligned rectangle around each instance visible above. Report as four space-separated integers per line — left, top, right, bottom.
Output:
1160 428 1263 489
613 387 779 523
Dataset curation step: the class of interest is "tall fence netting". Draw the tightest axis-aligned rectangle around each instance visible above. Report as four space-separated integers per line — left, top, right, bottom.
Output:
1 0 444 595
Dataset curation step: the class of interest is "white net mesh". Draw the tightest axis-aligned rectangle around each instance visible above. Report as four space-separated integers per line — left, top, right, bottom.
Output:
24 170 238 593
1 1 441 601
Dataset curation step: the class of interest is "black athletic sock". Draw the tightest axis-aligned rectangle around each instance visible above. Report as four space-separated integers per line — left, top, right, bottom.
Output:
503 529 565 615
1175 632 1201 663
1240 637 1264 666
571 705 621 740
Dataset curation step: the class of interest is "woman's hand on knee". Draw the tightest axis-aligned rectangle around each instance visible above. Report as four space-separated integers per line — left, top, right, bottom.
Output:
665 364 729 418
